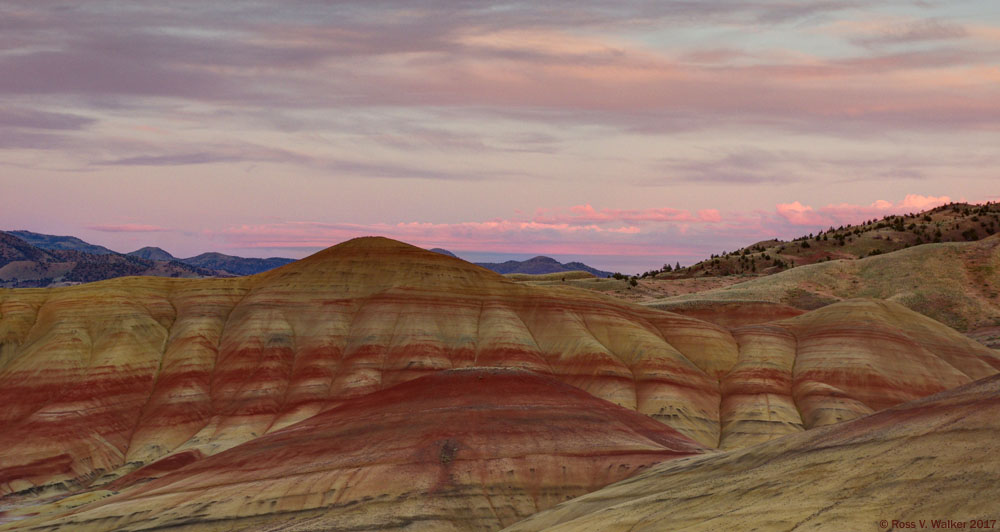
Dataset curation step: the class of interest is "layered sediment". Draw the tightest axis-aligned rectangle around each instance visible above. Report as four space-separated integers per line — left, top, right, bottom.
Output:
503 373 1000 531
10 368 705 531
0 237 996 507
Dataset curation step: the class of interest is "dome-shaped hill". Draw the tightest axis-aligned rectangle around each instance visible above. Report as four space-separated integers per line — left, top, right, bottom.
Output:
126 247 175 262
253 236 508 296
10 368 705 531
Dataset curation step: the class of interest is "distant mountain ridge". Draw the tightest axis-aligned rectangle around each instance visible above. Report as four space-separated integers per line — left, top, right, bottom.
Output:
428 247 613 277
124 247 295 275
1 231 296 287
428 248 458 258
180 252 295 276
476 255 613 277
10 230 118 255
0 232 217 288
13 230 295 276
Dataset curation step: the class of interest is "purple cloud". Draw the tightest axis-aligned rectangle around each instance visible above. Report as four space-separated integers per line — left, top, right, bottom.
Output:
92 143 520 181
0 2 996 137
0 107 94 130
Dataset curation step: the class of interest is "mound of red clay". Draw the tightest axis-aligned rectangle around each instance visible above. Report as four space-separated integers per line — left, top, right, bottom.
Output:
12 368 705 531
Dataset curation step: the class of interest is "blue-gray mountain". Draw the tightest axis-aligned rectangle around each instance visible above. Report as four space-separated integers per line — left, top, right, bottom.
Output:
0 232 217 288
124 246 295 275
1 231 293 287
10 230 118 255
430 249 613 277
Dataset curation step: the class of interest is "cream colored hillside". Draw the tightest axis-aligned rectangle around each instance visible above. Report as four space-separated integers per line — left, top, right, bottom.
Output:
646 234 1000 343
503 373 1000 532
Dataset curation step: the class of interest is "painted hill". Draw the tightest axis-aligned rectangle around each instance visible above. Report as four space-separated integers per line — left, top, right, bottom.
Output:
7 368 706 531
477 255 613 277
0 236 996 517
503 372 1000 532
645 234 1000 346
504 271 597 282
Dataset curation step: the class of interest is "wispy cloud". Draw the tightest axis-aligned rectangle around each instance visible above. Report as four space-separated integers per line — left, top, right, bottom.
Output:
851 18 969 46
0 107 95 130
87 224 172 233
652 150 802 184
532 204 722 225
91 143 512 181
2 2 997 136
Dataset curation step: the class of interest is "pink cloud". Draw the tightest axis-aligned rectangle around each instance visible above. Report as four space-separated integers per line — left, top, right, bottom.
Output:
228 15 1000 135
697 209 722 223
534 204 722 225
775 201 827 225
776 194 952 227
87 224 171 232
899 193 951 210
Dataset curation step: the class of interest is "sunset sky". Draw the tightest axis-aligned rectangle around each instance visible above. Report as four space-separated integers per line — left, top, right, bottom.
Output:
2 1 998 272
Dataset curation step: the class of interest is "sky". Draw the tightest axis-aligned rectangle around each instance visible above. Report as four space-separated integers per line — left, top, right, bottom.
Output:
1 1 998 273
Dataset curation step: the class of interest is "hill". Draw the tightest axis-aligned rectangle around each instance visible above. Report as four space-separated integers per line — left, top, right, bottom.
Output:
9 230 117 255
1 231 297 286
644 234 1000 346
8 368 706 531
503 271 596 282
428 248 611 277
0 236 996 522
477 255 612 277
0 232 217 287
0 231 56 264
428 247 458 257
126 246 175 261
179 251 295 275
657 201 999 278
503 372 1000 532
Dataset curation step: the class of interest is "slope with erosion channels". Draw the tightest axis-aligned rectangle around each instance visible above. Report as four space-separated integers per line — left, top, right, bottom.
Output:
5 368 707 531
647 234 1000 343
0 237 997 509
503 372 1000 532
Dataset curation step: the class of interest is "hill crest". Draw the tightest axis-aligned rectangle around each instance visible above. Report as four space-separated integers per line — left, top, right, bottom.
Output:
652 201 999 279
